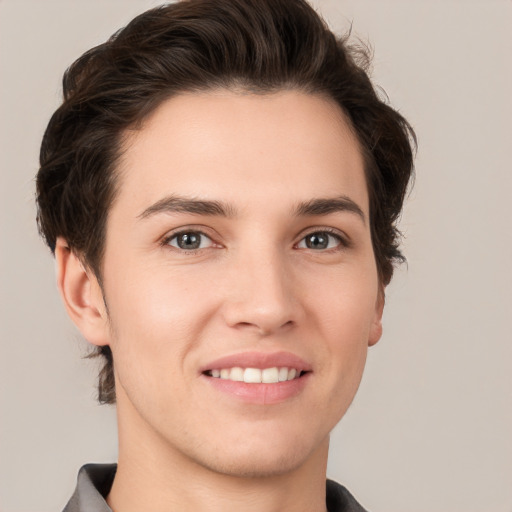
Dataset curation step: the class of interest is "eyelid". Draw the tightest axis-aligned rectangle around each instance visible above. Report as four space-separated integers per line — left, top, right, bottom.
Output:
160 225 220 250
295 227 351 249
158 225 351 251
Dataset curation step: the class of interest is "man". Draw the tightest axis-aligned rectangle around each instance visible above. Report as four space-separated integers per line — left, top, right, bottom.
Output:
36 0 415 510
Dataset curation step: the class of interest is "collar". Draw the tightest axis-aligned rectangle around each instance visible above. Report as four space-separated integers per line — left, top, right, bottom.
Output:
63 463 368 512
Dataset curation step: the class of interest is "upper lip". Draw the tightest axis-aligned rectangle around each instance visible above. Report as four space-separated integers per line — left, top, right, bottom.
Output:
200 351 312 373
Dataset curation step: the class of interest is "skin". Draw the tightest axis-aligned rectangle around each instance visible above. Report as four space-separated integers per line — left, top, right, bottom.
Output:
56 90 384 512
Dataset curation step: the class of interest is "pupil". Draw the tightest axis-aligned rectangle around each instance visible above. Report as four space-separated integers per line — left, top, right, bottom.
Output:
307 233 328 249
179 233 200 249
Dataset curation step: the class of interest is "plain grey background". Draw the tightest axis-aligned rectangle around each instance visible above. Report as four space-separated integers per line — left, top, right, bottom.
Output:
1 1 511 511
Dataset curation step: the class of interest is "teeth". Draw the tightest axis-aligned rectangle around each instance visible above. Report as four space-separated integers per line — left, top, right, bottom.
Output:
230 367 244 381
244 368 262 383
261 367 279 383
209 367 303 383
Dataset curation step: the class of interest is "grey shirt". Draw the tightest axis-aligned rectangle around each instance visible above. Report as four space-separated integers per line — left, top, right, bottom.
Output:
63 463 368 512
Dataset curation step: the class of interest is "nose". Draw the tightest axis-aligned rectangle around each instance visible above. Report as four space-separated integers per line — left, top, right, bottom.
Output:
221 247 300 336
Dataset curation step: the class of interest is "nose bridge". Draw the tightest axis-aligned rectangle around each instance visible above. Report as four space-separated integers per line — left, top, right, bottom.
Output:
223 240 297 334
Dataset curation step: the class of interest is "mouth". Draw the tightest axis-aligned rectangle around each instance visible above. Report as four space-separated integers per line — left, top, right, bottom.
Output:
200 352 312 404
203 367 309 383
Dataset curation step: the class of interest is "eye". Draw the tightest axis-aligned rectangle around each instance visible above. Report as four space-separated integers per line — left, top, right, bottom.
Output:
297 231 344 250
166 231 214 251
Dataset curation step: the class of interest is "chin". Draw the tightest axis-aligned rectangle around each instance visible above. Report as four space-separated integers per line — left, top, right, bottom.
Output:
199 449 311 479
186 430 330 479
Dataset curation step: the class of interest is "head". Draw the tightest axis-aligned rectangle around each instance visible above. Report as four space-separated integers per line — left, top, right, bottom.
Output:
36 0 415 464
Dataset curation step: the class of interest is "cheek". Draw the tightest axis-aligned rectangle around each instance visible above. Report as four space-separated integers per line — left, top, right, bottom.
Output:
103 263 221 384
313 290 373 422
106 257 216 330
304 262 379 335
304 264 378 390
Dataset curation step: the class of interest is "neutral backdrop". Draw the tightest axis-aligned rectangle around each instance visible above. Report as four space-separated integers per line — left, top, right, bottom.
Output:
1 1 511 511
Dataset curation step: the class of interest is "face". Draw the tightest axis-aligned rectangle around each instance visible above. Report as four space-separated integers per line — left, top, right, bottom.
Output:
96 90 383 477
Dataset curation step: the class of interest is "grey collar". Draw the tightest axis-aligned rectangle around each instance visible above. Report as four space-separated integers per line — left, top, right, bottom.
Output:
63 463 368 512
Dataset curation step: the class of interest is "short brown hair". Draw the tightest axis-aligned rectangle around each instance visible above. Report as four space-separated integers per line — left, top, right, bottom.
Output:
36 0 416 404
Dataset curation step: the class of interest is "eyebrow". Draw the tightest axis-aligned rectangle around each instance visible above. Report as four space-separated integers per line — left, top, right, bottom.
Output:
294 196 366 224
137 194 365 224
138 195 236 219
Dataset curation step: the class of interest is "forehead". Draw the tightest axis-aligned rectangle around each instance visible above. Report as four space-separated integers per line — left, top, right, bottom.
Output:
115 90 368 216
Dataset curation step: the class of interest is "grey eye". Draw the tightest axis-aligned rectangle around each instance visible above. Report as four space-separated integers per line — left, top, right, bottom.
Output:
168 231 213 250
298 232 341 250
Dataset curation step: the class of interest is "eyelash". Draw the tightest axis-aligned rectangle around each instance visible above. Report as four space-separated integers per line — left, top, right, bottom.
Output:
161 227 350 253
161 228 217 253
296 228 350 251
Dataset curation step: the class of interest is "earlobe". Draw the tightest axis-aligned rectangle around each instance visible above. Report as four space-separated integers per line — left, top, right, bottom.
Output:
55 237 110 347
368 288 385 347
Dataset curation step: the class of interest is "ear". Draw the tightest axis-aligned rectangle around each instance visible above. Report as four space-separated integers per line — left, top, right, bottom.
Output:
368 287 385 347
55 237 110 347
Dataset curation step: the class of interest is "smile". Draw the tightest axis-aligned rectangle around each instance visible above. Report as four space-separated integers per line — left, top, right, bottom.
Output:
204 367 305 383
200 351 312 404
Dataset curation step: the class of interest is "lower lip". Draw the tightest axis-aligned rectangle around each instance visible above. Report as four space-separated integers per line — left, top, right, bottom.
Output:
202 373 311 405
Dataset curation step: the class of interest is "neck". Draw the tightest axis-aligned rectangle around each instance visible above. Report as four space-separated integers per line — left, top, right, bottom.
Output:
107 396 329 512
